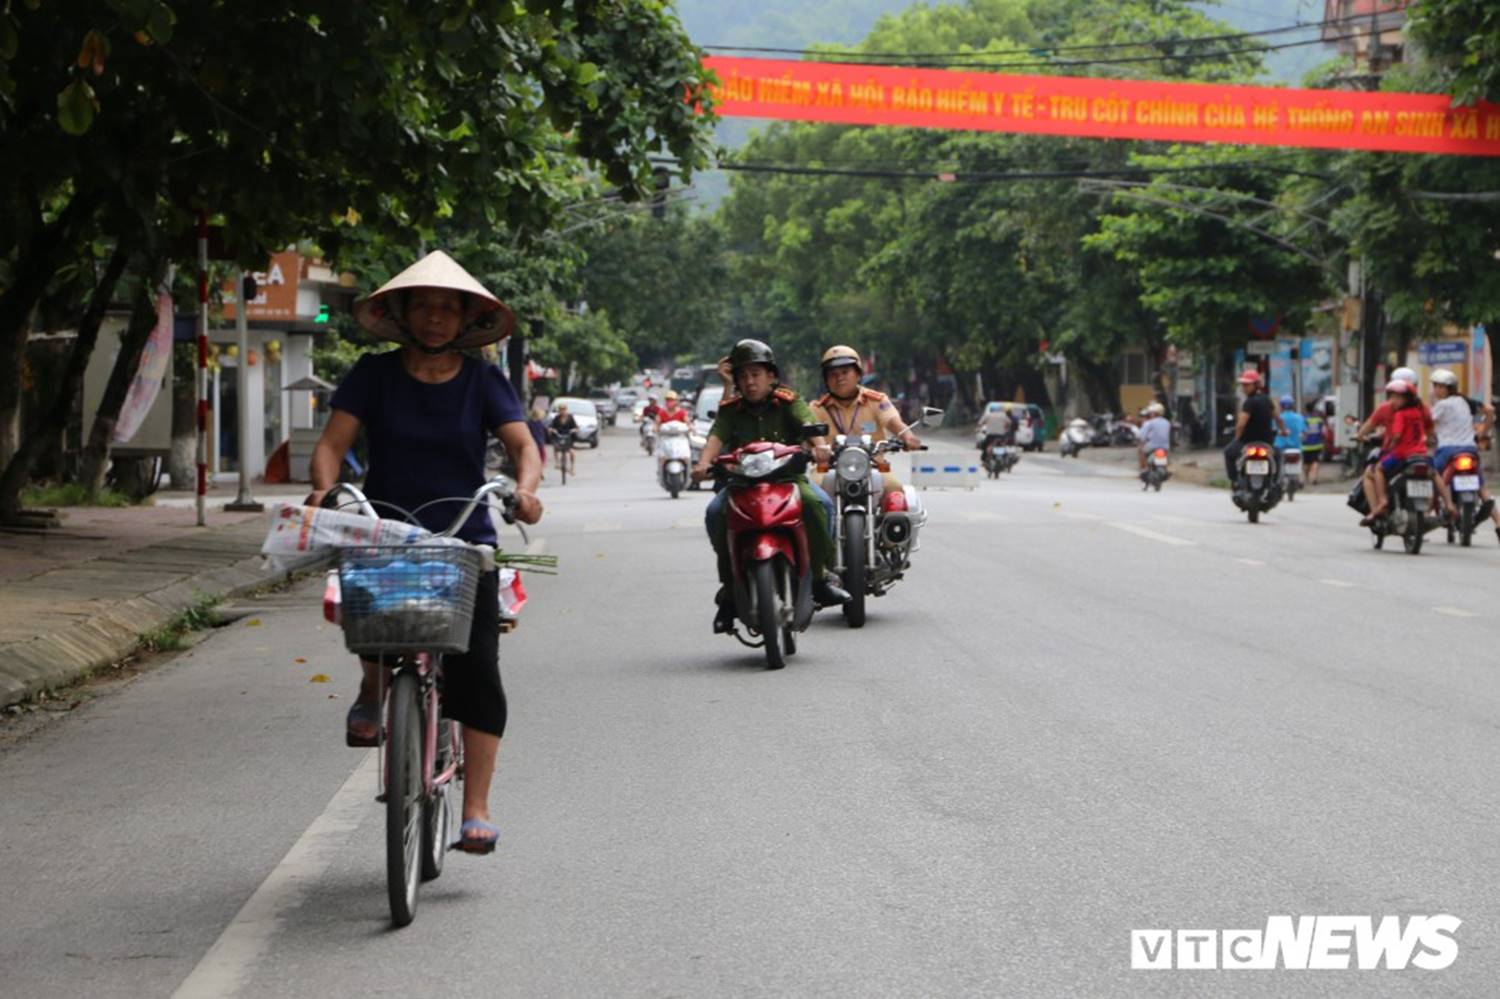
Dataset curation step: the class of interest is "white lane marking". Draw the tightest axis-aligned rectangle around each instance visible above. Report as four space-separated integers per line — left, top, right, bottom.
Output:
172 752 376 999
1059 511 1104 521
1433 606 1478 619
1109 522 1196 547
582 520 625 533
524 536 548 555
1319 578 1357 588
1235 558 1266 566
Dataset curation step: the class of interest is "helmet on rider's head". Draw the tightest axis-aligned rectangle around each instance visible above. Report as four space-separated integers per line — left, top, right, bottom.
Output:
664 389 679 401
1392 367 1418 385
1385 379 1413 395
729 339 779 378
1431 368 1459 388
820 345 863 373
1147 402 1165 416
1280 395 1295 409
1238 370 1263 387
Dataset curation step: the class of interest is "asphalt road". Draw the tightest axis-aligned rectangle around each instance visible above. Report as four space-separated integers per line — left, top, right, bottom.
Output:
3 425 1499 998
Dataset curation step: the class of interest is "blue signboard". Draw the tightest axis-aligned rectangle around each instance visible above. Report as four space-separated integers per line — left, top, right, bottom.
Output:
1418 341 1468 365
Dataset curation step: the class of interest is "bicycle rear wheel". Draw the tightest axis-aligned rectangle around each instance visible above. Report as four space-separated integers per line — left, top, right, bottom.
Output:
386 669 423 927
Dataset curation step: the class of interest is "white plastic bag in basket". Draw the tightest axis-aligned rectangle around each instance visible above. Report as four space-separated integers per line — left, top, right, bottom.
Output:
260 503 431 569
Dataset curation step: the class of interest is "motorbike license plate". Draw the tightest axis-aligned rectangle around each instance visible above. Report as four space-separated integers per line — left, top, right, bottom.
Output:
1246 460 1270 475
1453 475 1481 492
1406 480 1433 499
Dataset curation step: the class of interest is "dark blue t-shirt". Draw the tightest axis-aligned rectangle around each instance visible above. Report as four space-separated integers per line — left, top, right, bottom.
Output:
331 351 524 542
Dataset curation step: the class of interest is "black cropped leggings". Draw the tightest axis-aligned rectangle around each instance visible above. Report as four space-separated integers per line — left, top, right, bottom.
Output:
439 570 507 738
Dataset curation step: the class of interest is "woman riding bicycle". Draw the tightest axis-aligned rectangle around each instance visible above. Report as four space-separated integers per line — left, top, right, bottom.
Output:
308 250 543 855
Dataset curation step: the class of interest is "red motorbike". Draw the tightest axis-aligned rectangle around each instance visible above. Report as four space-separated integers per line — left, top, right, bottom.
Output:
714 438 821 669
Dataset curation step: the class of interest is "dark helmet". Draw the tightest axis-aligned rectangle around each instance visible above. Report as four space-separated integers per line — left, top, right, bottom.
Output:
729 338 778 378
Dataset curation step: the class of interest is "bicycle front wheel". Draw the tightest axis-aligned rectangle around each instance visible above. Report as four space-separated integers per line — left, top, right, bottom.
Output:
386 669 424 927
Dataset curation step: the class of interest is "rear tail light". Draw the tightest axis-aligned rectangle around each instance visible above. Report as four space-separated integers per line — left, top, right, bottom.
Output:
1245 445 1269 459
1410 464 1431 478
1153 448 1167 459
1455 454 1478 472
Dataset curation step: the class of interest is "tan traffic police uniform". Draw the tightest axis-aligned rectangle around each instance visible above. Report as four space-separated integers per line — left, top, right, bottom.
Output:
810 387 906 495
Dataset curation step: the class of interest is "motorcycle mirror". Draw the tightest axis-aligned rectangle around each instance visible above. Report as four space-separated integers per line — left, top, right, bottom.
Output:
800 423 830 440
918 406 946 429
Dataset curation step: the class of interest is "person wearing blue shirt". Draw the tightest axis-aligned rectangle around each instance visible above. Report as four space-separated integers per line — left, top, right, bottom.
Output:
1275 395 1307 455
310 250 543 856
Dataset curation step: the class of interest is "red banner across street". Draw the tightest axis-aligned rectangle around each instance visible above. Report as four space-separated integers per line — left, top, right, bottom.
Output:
703 56 1500 157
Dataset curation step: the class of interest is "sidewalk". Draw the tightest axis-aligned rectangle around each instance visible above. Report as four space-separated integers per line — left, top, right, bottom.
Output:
0 486 317 708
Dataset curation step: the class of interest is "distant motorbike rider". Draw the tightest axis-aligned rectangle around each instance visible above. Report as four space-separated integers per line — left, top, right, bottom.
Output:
690 339 849 632
640 393 662 425
1355 366 1431 511
1429 367 1500 539
1224 370 1287 488
1137 402 1171 471
1275 395 1307 457
809 345 921 496
657 389 690 426
975 405 1013 456
1361 379 1428 525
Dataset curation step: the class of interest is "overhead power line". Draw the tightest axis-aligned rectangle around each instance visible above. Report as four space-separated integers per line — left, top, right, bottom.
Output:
651 158 1332 183
704 16 1338 60
703 23 1383 71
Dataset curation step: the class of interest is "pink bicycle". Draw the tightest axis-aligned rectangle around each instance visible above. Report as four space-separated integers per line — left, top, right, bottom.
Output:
322 478 521 927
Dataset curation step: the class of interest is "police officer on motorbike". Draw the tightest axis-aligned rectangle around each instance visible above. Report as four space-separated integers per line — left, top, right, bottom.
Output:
691 339 849 632
810 345 921 495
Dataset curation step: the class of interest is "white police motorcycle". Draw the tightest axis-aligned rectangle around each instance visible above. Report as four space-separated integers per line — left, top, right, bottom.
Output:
825 409 942 627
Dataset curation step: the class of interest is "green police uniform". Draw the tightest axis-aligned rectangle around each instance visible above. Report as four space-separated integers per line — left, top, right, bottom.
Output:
707 386 835 585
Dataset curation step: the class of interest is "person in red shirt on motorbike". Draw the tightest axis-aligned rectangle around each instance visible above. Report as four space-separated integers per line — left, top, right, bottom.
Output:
1361 379 1428 525
656 390 690 426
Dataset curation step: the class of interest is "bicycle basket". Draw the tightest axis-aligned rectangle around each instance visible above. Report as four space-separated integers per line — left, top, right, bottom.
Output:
336 544 485 655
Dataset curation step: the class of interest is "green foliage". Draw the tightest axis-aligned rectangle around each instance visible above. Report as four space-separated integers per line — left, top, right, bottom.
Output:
530 308 637 389
1408 0 1500 104
578 207 730 364
21 481 133 507
716 0 1274 404
1086 146 1332 349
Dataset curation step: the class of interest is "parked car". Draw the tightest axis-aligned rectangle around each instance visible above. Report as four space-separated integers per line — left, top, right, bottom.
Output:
588 388 618 426
548 397 601 448
614 387 640 414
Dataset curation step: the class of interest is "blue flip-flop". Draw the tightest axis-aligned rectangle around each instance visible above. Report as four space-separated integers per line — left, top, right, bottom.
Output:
457 819 499 855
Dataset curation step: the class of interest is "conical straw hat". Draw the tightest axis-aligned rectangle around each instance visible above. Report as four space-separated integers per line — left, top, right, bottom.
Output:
353 250 515 349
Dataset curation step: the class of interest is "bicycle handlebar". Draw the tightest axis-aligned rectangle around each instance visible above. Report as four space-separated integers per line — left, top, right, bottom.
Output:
321 478 519 536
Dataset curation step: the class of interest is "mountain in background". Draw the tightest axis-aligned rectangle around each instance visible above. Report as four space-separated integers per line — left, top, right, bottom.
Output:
674 0 1340 203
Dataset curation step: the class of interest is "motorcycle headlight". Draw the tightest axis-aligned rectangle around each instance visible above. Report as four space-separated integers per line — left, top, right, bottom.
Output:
836 447 871 482
738 450 777 478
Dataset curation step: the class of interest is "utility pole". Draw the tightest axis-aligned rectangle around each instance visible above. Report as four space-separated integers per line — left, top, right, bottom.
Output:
195 215 209 527
225 270 262 513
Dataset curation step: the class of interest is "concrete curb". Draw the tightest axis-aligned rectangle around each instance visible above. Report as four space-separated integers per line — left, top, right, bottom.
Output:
0 541 327 709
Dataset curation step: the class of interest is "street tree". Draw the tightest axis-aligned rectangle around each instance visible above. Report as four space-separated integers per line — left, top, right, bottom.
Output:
0 0 715 520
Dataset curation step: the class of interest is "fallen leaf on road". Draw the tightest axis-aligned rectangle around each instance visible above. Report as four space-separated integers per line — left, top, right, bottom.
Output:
293 657 306 664
246 618 262 627
309 673 330 683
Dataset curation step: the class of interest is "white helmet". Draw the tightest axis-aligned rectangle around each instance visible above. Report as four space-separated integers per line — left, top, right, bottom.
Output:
1392 366 1418 385
1431 368 1459 388
1147 402 1165 416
